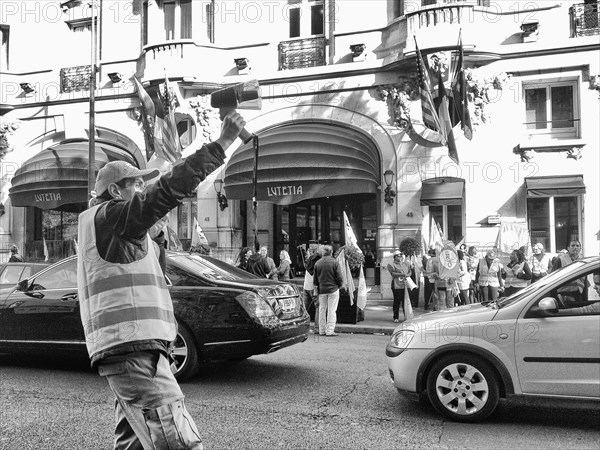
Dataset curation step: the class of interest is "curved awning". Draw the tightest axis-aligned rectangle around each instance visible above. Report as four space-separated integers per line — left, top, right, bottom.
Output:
223 122 380 205
8 139 137 211
525 175 585 197
420 177 465 206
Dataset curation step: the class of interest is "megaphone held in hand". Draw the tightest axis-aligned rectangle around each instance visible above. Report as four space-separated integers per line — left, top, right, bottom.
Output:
210 80 262 144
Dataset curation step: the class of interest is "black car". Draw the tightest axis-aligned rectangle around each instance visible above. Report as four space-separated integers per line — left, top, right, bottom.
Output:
0 252 310 380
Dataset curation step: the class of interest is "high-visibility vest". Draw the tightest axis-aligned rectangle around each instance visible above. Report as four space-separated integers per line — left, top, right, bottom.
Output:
557 253 585 293
77 204 177 359
529 253 550 276
504 262 530 288
478 258 502 287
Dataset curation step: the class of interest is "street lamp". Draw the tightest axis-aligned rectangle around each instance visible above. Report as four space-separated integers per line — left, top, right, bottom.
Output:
213 178 228 211
383 169 396 206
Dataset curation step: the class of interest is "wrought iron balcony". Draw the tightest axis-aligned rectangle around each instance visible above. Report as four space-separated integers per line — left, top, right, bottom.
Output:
570 2 600 37
60 65 92 93
278 37 326 71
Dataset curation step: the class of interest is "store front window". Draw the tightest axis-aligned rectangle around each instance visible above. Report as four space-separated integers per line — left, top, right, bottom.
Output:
24 208 79 262
527 196 581 253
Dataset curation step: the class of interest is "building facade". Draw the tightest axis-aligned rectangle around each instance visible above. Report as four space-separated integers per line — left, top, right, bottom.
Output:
1 0 599 297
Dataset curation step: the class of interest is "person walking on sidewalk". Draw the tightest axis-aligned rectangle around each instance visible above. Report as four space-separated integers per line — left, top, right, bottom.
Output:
313 245 344 336
302 245 322 333
387 250 411 322
77 111 245 450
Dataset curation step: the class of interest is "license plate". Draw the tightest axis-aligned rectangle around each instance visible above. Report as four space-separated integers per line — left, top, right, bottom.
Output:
280 298 295 312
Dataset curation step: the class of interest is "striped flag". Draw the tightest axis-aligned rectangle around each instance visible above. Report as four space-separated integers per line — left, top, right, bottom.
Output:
437 69 460 164
132 77 156 160
450 32 473 140
154 75 182 163
415 38 442 135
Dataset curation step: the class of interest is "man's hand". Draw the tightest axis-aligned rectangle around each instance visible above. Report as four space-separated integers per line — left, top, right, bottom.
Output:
215 111 246 151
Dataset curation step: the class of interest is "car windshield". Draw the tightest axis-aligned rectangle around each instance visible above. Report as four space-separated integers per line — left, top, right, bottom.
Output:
168 253 258 282
496 260 588 307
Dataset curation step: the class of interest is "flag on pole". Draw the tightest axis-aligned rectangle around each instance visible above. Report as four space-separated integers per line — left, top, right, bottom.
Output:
437 69 460 164
132 76 156 161
343 211 362 253
415 38 443 135
191 217 209 247
450 31 473 140
357 266 369 310
336 250 356 305
404 288 414 320
495 220 531 262
154 75 182 163
42 236 49 262
429 218 445 254
438 240 459 280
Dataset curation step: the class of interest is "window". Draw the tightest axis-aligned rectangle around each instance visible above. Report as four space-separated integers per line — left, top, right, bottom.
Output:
162 0 192 40
288 0 324 38
429 205 464 244
31 260 78 291
177 198 198 249
527 196 581 253
525 175 585 253
393 1 404 19
523 80 579 139
1 25 9 71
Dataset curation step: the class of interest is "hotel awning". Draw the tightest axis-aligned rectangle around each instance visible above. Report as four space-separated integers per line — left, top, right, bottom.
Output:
525 175 585 197
420 177 465 206
223 122 380 205
8 139 137 211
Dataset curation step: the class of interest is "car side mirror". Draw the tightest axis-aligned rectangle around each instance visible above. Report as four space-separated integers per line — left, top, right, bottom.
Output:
17 279 29 291
527 297 558 318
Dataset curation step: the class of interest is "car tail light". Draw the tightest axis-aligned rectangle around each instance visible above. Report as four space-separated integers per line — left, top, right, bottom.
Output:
236 291 276 318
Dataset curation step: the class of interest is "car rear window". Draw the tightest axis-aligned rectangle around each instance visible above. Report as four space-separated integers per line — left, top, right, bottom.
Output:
168 254 256 282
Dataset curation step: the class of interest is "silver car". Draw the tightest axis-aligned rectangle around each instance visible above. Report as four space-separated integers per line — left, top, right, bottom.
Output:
386 256 600 422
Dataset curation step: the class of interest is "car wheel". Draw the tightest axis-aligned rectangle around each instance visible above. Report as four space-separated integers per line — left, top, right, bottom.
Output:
426 354 499 423
169 323 200 381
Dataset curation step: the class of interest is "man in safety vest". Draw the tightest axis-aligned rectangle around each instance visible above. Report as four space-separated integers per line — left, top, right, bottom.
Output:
552 239 586 304
77 112 245 450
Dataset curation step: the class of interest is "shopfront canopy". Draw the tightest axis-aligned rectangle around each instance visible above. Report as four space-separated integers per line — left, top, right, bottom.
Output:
223 122 380 205
420 177 465 206
8 139 137 211
525 175 585 197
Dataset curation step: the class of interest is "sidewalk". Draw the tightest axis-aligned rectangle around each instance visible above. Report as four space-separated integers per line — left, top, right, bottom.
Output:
312 296 430 336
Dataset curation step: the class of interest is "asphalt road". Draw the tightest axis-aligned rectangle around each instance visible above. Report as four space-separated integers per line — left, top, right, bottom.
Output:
1 334 599 449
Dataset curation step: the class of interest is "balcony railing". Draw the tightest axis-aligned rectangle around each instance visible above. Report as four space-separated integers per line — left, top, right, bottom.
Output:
60 65 92 93
570 2 600 37
278 37 326 71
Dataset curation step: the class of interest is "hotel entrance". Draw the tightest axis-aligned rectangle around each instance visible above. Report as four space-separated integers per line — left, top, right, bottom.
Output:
273 193 378 284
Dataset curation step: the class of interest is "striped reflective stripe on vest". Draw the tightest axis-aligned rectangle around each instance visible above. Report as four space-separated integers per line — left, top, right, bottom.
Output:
77 204 177 358
478 258 501 287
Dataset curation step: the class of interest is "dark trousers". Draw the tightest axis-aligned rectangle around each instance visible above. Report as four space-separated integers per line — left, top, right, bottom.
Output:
423 280 434 310
480 285 499 302
392 288 406 320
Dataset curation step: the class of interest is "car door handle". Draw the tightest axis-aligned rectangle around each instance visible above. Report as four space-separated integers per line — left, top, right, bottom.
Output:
61 293 78 301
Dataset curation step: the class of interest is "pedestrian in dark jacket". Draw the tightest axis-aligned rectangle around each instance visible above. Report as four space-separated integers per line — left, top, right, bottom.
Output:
247 251 272 277
237 246 252 270
77 111 245 450
313 245 344 336
8 245 24 262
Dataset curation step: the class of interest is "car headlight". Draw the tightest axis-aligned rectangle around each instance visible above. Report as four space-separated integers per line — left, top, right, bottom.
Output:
389 330 415 349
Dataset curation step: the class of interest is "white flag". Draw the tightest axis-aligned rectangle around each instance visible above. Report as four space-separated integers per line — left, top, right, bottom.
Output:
495 220 531 261
357 266 369 310
42 236 49 262
191 217 208 247
404 287 414 320
343 211 362 253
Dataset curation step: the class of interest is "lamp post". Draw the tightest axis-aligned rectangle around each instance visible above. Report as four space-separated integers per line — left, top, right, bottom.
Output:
383 169 396 206
213 178 228 211
87 0 98 204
